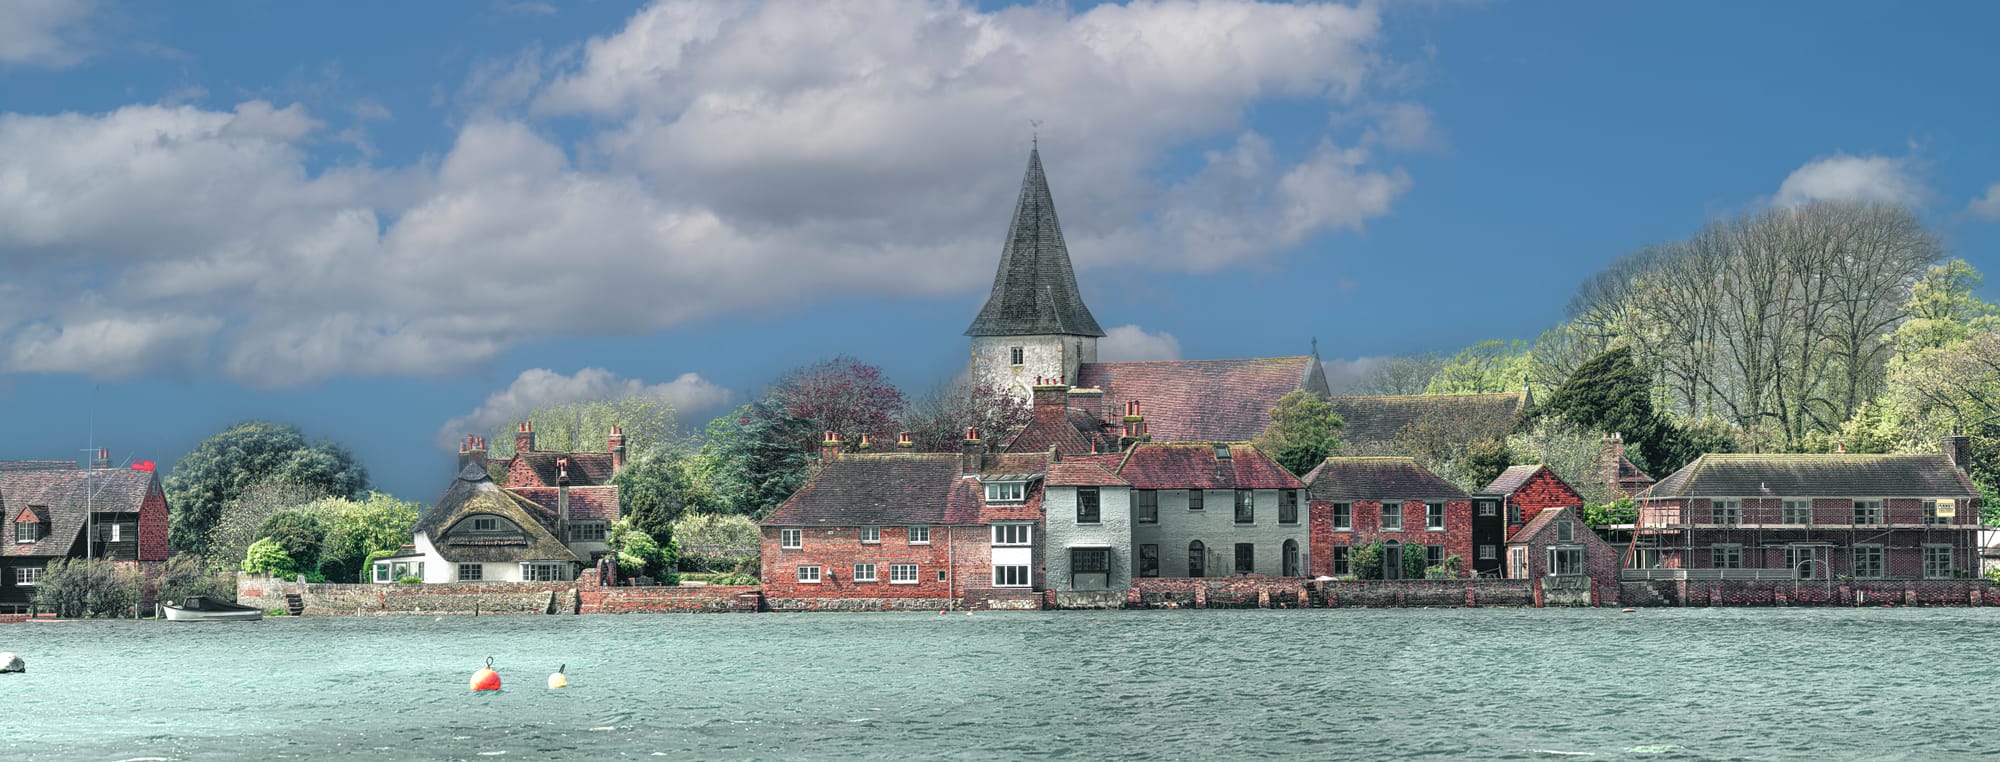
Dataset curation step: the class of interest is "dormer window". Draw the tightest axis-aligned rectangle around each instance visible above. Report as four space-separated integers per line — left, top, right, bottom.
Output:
14 520 37 543
471 517 498 532
1214 445 1231 460
986 482 1026 504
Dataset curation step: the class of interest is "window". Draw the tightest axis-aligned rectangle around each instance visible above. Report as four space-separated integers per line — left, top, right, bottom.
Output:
1923 545 1954 578
568 522 607 542
1187 490 1204 511
100 523 123 542
993 565 1030 587
1426 545 1445 569
373 563 391 583
992 523 1032 546
1782 500 1811 524
1710 544 1742 569
1853 500 1883 524
1188 541 1207 578
1852 545 1884 579
938 570 947 582
1283 540 1301 577
890 564 920 584
908 525 930 545
471 517 498 531
1331 503 1352 531
985 482 1026 504
860 526 881 544
1712 500 1741 527
522 563 568 582
1923 500 1944 525
1135 490 1158 523
1077 487 1101 524
780 528 802 549
1234 490 1255 524
1070 548 1110 575
1549 547 1584 576
16 567 41 586
1507 505 1521 525
458 564 483 581
1382 502 1403 531
14 521 35 543
853 563 877 582
1557 521 1574 542
1479 502 1498 517
1507 547 1527 579
1478 544 1497 561
1234 543 1255 575
1139 544 1159 577
1785 546 1816 579
1010 346 1024 365
1329 546 1351 576
1426 503 1445 531
1280 491 1299 524
1215 445 1232 460
797 565 822 584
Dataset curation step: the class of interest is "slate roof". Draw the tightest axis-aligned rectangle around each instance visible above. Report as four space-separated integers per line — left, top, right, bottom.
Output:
1074 356 1329 442
1638 454 1979 500
1509 505 1597 546
1047 462 1129 487
416 465 579 564
1005 412 1101 457
510 451 616 487
763 454 985 527
0 468 155 557
1331 392 1527 451
509 486 621 523
0 460 78 472
1482 465 1546 496
1303 457 1470 502
1113 443 1304 491
965 147 1105 338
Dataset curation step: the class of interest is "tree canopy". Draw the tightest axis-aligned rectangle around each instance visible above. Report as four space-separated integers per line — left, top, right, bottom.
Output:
1256 389 1345 477
166 421 367 556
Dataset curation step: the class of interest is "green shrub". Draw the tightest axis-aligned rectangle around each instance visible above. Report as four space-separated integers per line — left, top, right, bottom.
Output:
1401 544 1429 580
1351 542 1383 580
610 517 680 584
158 554 235 604
396 576 422 584
241 537 297 578
679 571 756 586
257 509 327 575
33 559 143 618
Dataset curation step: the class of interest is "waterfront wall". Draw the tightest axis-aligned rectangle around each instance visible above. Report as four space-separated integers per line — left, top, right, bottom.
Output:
579 584 761 614
1319 579 1538 608
1621 578 2000 607
237 575 761 616
1123 577 1314 609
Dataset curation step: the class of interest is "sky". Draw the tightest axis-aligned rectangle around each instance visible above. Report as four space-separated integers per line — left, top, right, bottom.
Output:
2 0 1998 501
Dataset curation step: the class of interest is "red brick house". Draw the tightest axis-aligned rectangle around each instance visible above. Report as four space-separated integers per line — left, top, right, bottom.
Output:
1629 437 1983 581
1305 457 1473 579
0 454 170 613
1505 505 1620 606
1481 464 1585 537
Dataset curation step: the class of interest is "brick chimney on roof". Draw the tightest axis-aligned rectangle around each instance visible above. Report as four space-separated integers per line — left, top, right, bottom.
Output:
458 435 489 473
897 432 915 449
607 425 627 472
515 421 535 454
1120 400 1147 449
92 448 109 470
820 431 843 463
961 427 984 475
1943 434 1972 469
1032 377 1069 425
555 457 571 541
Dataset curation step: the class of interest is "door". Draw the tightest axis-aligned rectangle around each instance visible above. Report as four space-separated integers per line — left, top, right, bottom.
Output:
1471 497 1504 576
1384 542 1402 580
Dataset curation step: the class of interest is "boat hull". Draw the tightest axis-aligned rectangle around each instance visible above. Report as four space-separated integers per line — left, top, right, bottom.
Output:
162 606 262 622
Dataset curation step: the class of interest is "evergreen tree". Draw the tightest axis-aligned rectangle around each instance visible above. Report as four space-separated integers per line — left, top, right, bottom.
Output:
1255 390 1346 476
167 421 368 556
1535 347 1691 474
703 398 820 518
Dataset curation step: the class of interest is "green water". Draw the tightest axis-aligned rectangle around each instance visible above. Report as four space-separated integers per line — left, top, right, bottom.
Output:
2 608 1994 760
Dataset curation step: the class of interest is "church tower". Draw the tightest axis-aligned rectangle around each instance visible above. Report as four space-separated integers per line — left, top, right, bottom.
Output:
966 147 1105 403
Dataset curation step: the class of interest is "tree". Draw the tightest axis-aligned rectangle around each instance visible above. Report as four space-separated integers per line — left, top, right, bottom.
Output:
1583 499 1637 529
1426 340 1533 395
241 537 297 578
33 559 142 618
1352 355 1445 396
158 554 236 604
1506 418 1618 507
609 517 679 584
314 493 422 583
167 421 367 556
1889 259 2000 365
672 512 763 574
613 446 724 542
207 480 330 566
257 509 327 579
1256 390 1346 477
1461 437 1514 495
705 356 905 517
901 378 1032 452
1535 347 1688 474
775 355 905 445
482 395 684 458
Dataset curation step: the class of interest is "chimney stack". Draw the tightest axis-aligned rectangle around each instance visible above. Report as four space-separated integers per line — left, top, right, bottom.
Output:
556 457 571 541
1943 434 1972 469
897 432 915 449
1032 377 1069 425
607 425 627 472
91 448 109 470
820 431 844 463
857 433 873 452
515 421 536 454
1598 432 1624 490
1120 400 1147 448
961 427 984 475
459 435 490 473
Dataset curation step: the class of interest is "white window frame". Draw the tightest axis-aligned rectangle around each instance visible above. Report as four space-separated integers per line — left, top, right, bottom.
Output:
458 563 483 581
1923 545 1954 579
860 526 881 544
889 564 920 584
568 521 608 542
1331 503 1352 531
373 563 392 583
992 565 1031 587
1381 502 1403 532
1784 546 1817 579
16 567 41 586
992 523 1032 546
1010 346 1024 366
1851 544 1884 579
471 517 499 532
1187 490 1204 511
521 562 567 582
1548 546 1584 577
1781 499 1811 525
797 565 822 584
1478 503 1497 517
1923 500 1944 525
907 525 930 545
14 522 33 543
852 563 877 583
1329 546 1351 576
107 523 122 542
780 528 802 550
1557 521 1574 542
985 482 1026 504
1853 499 1883 525
1426 503 1445 531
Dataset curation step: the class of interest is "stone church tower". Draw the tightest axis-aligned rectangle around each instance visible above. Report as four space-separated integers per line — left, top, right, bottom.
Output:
966 147 1106 403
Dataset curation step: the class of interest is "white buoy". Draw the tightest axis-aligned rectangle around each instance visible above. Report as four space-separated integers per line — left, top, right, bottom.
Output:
0 652 22 673
547 664 568 689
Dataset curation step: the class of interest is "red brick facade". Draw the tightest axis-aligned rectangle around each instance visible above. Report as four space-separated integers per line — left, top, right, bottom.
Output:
1496 467 1583 538
1505 506 1620 605
1308 499 1473 578
138 479 169 562
1635 495 1983 577
759 524 971 602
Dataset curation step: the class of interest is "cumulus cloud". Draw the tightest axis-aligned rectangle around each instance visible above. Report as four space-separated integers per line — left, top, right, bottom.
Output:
0 0 1425 385
434 367 731 450
1967 183 2000 221
0 0 96 68
1098 324 1182 362
1774 153 1927 208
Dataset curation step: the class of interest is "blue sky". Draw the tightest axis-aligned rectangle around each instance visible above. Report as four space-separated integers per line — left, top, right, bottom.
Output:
2 0 1997 500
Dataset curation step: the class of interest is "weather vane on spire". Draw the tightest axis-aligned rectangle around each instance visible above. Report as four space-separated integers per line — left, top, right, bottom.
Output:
1030 119 1042 149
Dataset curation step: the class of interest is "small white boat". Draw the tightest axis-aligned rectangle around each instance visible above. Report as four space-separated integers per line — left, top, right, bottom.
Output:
162 596 263 622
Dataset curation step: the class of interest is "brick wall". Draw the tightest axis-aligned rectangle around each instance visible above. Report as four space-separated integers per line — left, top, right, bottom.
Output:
1318 579 1535 607
1502 469 1582 537
578 585 760 614
1626 578 2000 607
759 525 962 600
1126 577 1312 609
138 480 169 562
1307 499 1472 577
1506 507 1620 605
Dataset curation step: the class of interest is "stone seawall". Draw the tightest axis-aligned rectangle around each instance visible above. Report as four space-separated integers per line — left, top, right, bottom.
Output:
579 585 761 614
1126 578 1314 609
1319 579 1537 608
238 575 762 616
764 597 959 612
1622 578 2000 607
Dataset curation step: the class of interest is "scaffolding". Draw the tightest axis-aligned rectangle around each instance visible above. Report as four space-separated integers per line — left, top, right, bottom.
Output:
1622 497 1980 584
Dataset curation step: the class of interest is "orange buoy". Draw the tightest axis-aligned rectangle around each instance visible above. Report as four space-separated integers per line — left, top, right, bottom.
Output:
471 656 501 692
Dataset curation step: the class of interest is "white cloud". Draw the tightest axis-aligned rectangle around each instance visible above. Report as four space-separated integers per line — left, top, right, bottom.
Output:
0 0 96 68
1968 183 2000 221
0 0 1425 385
1774 153 1927 208
434 367 731 450
1320 356 1390 394
1098 324 1182 362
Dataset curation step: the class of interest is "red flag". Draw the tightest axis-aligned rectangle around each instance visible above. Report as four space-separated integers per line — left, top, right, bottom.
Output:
131 460 155 472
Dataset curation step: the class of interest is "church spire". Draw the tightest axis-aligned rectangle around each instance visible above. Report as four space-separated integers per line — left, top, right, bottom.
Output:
964 147 1105 338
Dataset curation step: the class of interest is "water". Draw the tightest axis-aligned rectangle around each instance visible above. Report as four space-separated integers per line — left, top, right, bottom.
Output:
1 608 1994 760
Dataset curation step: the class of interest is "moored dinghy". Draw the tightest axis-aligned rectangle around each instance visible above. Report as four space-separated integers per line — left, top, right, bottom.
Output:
162 596 263 622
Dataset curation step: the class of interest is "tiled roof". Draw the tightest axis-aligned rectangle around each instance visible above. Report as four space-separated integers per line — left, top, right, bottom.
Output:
0 460 78 472
0 469 155 557
1639 454 1979 500
1330 392 1526 450
1074 357 1326 442
1113 443 1304 490
1482 465 1545 496
1509 505 1584 545
964 148 1104 338
509 486 622 523
1048 462 1128 487
763 454 985 526
510 451 616 487
1004 414 1099 457
1304 457 1470 502
415 465 578 564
